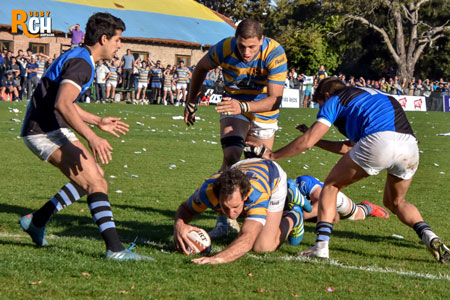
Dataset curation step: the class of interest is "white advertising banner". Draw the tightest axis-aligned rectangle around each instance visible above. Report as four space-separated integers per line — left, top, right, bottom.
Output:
394 95 427 111
281 88 300 108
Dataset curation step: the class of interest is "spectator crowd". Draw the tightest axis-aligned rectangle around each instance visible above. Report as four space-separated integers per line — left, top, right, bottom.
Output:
1 43 448 106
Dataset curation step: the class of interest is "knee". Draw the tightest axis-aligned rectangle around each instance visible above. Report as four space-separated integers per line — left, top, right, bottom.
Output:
86 176 108 194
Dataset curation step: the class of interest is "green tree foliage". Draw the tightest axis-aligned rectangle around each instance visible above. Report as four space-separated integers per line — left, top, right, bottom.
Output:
265 1 341 74
195 0 271 23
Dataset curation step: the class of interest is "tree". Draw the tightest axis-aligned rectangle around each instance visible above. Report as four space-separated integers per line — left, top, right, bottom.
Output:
337 0 450 80
265 0 341 74
195 0 272 23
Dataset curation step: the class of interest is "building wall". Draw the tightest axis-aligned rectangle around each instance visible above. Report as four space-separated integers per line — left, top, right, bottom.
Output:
0 29 208 67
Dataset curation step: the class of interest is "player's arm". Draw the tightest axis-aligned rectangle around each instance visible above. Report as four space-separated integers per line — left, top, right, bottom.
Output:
74 105 129 138
186 54 214 105
55 83 113 164
254 121 330 161
174 200 203 255
215 82 284 115
296 124 354 154
192 219 262 264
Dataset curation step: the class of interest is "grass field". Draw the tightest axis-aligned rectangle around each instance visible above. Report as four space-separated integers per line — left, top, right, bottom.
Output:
0 101 449 299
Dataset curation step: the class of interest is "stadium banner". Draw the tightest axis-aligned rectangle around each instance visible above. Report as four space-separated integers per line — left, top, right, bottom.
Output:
281 88 300 108
393 95 427 112
444 96 450 112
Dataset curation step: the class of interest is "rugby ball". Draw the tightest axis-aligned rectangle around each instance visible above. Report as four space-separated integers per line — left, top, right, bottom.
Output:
186 228 211 254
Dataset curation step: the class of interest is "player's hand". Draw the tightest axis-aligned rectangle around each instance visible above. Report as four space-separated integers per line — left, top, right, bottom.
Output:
296 124 309 133
192 256 225 265
215 97 241 115
184 102 197 126
244 141 272 160
98 117 129 137
89 136 113 164
173 222 202 255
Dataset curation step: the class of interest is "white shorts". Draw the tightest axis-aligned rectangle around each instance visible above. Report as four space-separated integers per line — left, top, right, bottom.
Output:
232 158 287 226
349 131 419 180
137 82 148 89
106 80 117 87
23 128 78 162
177 83 187 90
220 114 278 140
163 87 172 92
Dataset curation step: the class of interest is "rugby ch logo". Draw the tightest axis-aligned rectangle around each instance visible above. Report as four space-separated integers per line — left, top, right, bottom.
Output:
11 10 54 38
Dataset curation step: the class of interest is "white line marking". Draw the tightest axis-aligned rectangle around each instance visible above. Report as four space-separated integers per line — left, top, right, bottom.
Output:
247 254 450 281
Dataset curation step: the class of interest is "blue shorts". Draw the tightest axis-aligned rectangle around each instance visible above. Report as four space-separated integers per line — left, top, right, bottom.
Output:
151 81 162 89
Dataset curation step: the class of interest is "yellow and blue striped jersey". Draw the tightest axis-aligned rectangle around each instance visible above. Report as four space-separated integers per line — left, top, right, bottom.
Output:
176 67 190 84
164 73 174 87
108 65 120 81
151 66 162 80
137 65 150 83
188 160 281 223
208 36 287 124
37 60 46 77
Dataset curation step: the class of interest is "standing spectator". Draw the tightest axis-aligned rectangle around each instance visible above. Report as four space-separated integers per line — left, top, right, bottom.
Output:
9 57 22 100
355 77 366 87
69 24 84 48
35 53 49 80
303 75 314 108
162 65 174 105
45 58 54 69
120 49 134 91
290 67 298 79
105 58 121 102
95 59 109 103
414 79 424 96
347 76 355 87
135 58 150 103
317 65 328 81
150 60 162 104
422 78 432 97
408 78 416 95
1 70 20 101
26 55 39 101
175 60 191 106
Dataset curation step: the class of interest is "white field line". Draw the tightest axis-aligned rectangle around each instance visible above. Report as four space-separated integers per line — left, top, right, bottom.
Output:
3 233 449 281
247 254 450 281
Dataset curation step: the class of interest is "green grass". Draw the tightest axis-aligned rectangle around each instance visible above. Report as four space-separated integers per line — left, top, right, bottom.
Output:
0 102 449 299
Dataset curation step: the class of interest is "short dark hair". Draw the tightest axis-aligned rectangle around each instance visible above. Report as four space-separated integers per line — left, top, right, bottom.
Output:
84 12 125 46
235 18 263 40
213 168 251 200
313 77 346 103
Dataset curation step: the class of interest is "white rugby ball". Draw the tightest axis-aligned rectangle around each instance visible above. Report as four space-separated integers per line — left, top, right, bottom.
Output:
186 228 211 254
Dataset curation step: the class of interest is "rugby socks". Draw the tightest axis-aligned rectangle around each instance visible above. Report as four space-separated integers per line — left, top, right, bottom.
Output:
216 215 228 226
413 222 433 240
340 201 358 219
315 222 333 243
88 192 125 252
285 210 300 227
356 203 372 219
32 182 85 227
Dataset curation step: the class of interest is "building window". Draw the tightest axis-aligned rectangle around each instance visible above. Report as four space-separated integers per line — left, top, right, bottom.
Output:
131 50 148 62
60 44 71 54
175 55 191 67
0 40 13 52
29 43 48 55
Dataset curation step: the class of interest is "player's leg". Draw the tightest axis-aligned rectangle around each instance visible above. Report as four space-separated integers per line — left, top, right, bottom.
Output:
181 87 187 105
106 84 111 99
383 174 449 263
336 192 389 220
301 153 369 258
219 117 250 171
50 141 153 260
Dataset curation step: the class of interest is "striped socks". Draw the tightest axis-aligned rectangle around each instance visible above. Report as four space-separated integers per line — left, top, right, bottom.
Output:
316 222 333 243
32 182 85 227
87 192 124 252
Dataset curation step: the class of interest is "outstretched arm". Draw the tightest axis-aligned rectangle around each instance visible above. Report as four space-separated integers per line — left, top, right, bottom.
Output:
192 219 262 264
296 124 354 155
